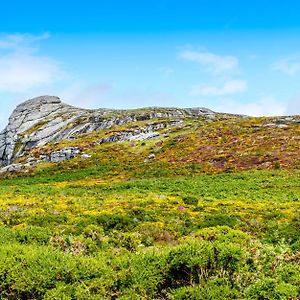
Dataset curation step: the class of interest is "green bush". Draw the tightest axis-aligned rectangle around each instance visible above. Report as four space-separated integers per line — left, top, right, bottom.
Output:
291 239 300 251
96 214 136 232
276 263 300 286
14 226 52 245
28 214 68 227
0 226 52 246
166 240 214 286
0 243 113 299
116 250 168 298
216 242 243 272
246 278 298 300
182 196 198 206
264 220 300 245
110 231 142 252
194 225 250 244
200 214 239 228
165 239 243 287
170 279 238 300
43 283 74 300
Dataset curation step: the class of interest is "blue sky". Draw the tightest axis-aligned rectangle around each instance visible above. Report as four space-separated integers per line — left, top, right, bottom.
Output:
1 0 300 129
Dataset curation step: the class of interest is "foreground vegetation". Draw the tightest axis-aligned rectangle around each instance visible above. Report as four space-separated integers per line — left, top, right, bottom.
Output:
0 116 299 299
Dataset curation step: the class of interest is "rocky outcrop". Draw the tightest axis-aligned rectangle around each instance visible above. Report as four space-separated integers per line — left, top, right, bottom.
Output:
39 147 81 163
0 147 87 174
97 120 183 144
0 95 237 167
0 96 84 166
252 116 300 131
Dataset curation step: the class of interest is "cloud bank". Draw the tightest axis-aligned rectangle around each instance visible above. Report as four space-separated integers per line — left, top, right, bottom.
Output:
179 50 239 74
273 56 300 76
215 96 287 117
0 33 64 93
191 80 247 96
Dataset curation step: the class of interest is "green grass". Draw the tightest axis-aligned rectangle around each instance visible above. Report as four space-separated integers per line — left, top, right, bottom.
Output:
0 115 299 299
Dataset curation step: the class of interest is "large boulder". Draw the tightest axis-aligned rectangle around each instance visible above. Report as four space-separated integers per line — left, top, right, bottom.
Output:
0 96 84 166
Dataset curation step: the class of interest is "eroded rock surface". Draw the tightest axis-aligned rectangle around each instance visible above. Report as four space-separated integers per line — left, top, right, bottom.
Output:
0 96 83 166
0 95 236 167
40 147 81 163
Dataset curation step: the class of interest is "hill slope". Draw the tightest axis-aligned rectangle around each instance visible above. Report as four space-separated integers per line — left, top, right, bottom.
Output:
0 96 299 299
0 95 231 167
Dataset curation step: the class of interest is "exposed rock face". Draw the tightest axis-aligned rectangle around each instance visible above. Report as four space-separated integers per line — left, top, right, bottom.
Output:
0 95 236 167
0 163 26 174
0 96 83 166
40 147 81 163
97 121 183 144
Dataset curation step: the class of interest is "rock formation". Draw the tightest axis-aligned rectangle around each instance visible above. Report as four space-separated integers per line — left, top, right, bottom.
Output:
0 95 238 167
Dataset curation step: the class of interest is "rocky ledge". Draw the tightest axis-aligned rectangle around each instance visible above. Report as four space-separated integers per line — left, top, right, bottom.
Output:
0 95 240 167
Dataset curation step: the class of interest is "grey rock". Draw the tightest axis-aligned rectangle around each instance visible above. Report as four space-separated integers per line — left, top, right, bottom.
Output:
0 96 83 166
26 157 36 163
262 123 288 129
128 132 160 141
41 147 81 163
148 153 156 159
3 147 82 173
39 154 49 161
262 123 276 128
275 117 300 124
144 153 156 163
277 124 288 129
0 95 241 166
0 163 24 173
97 121 182 144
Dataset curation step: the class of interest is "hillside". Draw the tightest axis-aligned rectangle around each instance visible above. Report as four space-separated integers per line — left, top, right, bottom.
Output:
0 96 228 167
0 96 299 299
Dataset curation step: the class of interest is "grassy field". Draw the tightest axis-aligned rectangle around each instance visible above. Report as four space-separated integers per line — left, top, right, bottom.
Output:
0 116 299 299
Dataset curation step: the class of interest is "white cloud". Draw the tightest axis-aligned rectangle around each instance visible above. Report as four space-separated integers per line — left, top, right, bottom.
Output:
59 81 113 108
0 33 49 50
215 96 287 117
179 50 239 74
273 57 300 76
158 67 174 78
287 95 300 115
0 33 64 93
191 79 247 96
0 54 63 92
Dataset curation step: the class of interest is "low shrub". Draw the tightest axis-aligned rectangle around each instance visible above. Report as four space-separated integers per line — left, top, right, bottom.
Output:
182 196 198 206
246 278 298 300
199 213 239 229
170 278 238 300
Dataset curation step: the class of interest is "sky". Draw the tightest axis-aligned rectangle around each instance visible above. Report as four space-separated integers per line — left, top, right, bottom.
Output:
1 0 300 129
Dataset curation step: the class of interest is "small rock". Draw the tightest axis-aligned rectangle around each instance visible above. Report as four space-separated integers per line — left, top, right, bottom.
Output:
277 124 288 129
144 153 156 163
260 161 272 168
81 154 92 159
128 132 160 141
0 163 23 173
262 123 276 128
39 154 49 161
50 147 80 163
40 147 81 163
148 153 155 159
26 157 36 163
